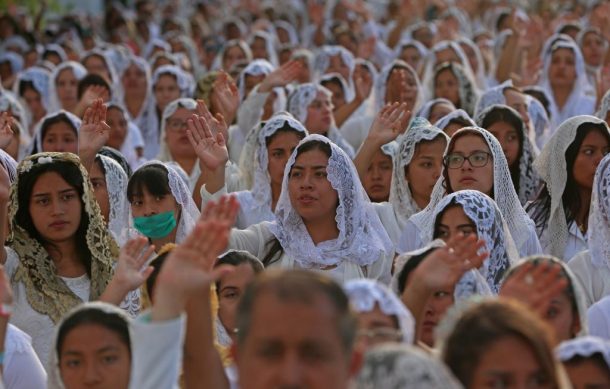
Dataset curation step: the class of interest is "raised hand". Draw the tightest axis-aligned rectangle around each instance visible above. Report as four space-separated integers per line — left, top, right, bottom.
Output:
367 102 410 145
0 112 14 150
201 194 240 227
0 161 11 203
186 113 229 171
353 73 373 102
259 60 302 93
211 72 239 125
79 99 111 159
196 99 228 141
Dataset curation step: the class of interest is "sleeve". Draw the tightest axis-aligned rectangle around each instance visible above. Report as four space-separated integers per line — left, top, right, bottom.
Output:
567 252 595 308
200 184 228 210
228 222 271 258
129 313 186 389
3 325 47 389
236 85 270 136
396 221 424 254
364 252 393 285
127 122 145 148
373 202 401 250
119 289 142 318
588 298 610 340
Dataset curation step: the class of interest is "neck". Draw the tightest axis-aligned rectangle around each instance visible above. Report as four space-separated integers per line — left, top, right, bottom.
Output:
552 85 572 110
125 95 145 118
45 239 86 277
270 182 282 211
303 217 340 245
575 187 592 232
410 186 430 210
151 228 178 251
173 156 197 175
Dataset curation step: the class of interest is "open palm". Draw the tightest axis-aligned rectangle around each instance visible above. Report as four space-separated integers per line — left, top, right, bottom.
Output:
186 114 228 170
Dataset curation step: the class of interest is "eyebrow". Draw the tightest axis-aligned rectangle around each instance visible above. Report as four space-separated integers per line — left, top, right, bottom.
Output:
33 188 77 198
220 285 239 293
291 165 327 170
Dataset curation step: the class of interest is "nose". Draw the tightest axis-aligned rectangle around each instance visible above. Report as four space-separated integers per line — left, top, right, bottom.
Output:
300 172 313 189
83 361 103 385
51 198 64 216
279 352 303 387
143 201 157 217
370 165 382 180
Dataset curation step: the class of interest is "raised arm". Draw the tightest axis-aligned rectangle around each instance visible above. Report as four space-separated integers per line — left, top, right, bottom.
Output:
0 157 11 265
78 99 110 172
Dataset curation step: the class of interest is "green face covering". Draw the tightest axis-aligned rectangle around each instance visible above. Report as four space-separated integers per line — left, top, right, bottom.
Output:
133 211 177 239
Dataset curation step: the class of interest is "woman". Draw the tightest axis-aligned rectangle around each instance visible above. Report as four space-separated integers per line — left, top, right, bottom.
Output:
127 161 199 248
30 110 81 155
441 299 570 388
227 135 394 284
105 103 145 170
212 39 252 72
48 61 87 114
433 109 476 137
395 39 428 76
344 279 414 351
568 154 610 307
415 97 455 124
577 27 608 92
528 115 610 260
398 126 541 258
314 45 355 97
14 67 51 132
248 30 279 66
432 61 478 117
199 113 307 229
539 38 595 129
557 336 610 388
477 104 540 204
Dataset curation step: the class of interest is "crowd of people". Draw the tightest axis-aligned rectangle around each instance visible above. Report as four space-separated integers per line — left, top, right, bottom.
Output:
0 0 609 387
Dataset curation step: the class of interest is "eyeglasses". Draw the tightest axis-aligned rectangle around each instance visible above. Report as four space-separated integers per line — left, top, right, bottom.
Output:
166 119 186 132
356 327 403 343
444 151 492 169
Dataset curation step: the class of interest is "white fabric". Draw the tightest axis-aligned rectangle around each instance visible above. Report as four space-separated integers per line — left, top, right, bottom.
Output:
13 67 52 112
415 98 455 120
556 336 610 368
313 46 355 101
48 61 87 112
433 109 476 132
151 65 194 98
105 102 146 169
587 153 610 269
531 115 610 258
248 30 279 67
374 60 423 113
398 127 541 258
237 59 274 101
344 279 415 344
528 94 552 149
429 61 479 116
389 117 449 228
211 39 252 71
568 250 610 308
31 110 81 154
588 296 610 340
99 155 131 245
597 89 610 121
81 49 123 100
4 324 47 389
473 80 512 118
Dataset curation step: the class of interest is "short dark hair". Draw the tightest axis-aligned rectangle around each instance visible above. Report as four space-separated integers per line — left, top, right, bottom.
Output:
215 250 264 291
77 73 111 100
127 163 171 203
235 269 357 353
396 248 437 294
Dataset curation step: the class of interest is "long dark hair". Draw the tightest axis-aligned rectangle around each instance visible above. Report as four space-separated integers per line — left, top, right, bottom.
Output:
127 163 172 202
528 123 610 231
15 159 92 276
262 139 332 266
480 106 525 194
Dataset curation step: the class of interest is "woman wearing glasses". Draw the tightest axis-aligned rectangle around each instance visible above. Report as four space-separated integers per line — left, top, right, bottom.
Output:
398 126 542 259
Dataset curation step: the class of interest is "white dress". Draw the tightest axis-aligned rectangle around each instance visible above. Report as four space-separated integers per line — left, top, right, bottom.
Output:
568 250 610 308
539 222 587 262
4 324 46 388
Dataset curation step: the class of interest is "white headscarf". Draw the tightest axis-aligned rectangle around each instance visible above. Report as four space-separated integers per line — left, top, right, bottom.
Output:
313 46 355 102
98 155 130 244
587 154 610 271
237 59 275 101
14 67 52 112
156 97 197 162
375 60 423 114
48 61 87 112
416 98 455 121
269 134 393 269
532 115 610 258
389 117 449 227
597 89 610 121
433 109 476 131
344 279 415 344
211 39 253 71
429 61 479 116
556 335 610 367
248 30 279 67
31 110 82 154
152 65 194 99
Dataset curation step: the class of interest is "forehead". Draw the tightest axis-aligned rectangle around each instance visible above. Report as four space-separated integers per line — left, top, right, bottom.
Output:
451 133 489 152
310 91 331 103
169 107 195 120
45 121 76 135
293 148 330 166
32 171 74 191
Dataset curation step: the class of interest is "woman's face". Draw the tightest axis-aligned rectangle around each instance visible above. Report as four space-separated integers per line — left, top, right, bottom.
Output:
435 68 460 106
59 323 131 389
435 47 460 66
250 37 269 60
362 149 392 203
549 48 577 90
218 263 257 340
90 161 110 224
544 288 579 342
471 335 554 389
326 54 350 81
447 134 494 196
288 148 339 224
386 67 418 109
296 58 311 83
22 87 45 122
305 91 334 135
164 107 197 161
42 121 78 154
405 138 446 208
503 89 531 125
321 81 346 111
488 120 520 168
572 129 610 191
581 31 606 68
266 131 302 189
56 68 79 111
154 74 180 112
223 45 247 72
355 304 401 351
130 185 179 220
106 107 128 150
435 204 477 242
29 171 82 244
121 63 148 94
428 102 454 124
84 55 112 83
400 46 422 72
564 357 610 389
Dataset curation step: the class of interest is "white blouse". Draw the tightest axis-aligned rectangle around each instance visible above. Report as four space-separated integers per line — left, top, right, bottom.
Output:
539 222 587 262
201 185 274 229
568 250 610 308
4 324 46 388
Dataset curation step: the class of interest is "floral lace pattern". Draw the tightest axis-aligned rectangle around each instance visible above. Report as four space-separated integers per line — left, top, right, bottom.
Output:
99 155 131 244
588 154 610 270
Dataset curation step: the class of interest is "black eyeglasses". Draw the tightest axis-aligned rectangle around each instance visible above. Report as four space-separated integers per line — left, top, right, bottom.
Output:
444 151 492 169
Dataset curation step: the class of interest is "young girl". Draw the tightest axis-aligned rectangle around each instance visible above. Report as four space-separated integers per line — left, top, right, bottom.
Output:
48 61 87 114
432 61 478 117
30 110 81 154
15 67 51 133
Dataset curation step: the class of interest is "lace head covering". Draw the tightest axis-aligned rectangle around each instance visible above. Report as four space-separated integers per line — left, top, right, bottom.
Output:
587 154 610 270
344 279 415 344
410 126 536 254
211 39 253 71
422 41 475 92
577 27 609 72
528 94 552 147
431 190 519 293
430 61 479 116
389 117 449 227
156 97 197 162
8 152 117 324
375 60 423 114
129 160 200 244
269 134 394 268
0 52 24 75
152 65 194 99
313 46 355 101
13 67 52 112
47 61 87 112
394 39 428 65
473 80 513 118
248 30 279 66
456 37 487 89
475 104 540 204
81 49 119 84
237 59 275 100
97 154 130 243
47 302 131 389
433 109 476 131
503 255 589 338
31 110 82 154
533 115 610 258
415 98 455 120
286 82 329 123
355 343 463 389
273 20 299 46
556 336 610 367
597 89 610 120
45 44 68 63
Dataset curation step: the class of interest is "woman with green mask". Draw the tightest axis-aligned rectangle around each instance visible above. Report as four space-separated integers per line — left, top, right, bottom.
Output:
127 161 200 249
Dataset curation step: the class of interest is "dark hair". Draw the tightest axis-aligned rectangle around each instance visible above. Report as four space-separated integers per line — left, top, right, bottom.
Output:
264 121 306 147
214 250 264 291
236 269 357 352
34 113 79 154
558 23 581 37
320 77 345 97
18 80 39 98
523 88 552 119
432 200 475 239
443 300 559 388
77 73 111 100
528 123 610 232
98 146 133 177
396 248 437 294
480 106 525 191
56 306 131 357
446 117 472 129
15 159 92 276
434 63 460 104
262 139 333 266
145 250 171 300
127 164 171 203
563 353 610 373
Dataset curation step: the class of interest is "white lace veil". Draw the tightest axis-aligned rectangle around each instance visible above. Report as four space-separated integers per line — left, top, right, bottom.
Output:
31 110 82 154
48 61 87 112
597 89 610 120
475 104 540 205
389 117 449 227
556 336 610 367
587 154 610 270
344 279 415 344
533 115 610 258
13 67 52 113
375 60 423 114
313 46 355 101
269 134 394 268
431 190 519 293
237 59 275 100
473 79 513 118
410 126 537 254
81 49 124 100
355 343 463 389
415 98 455 120
211 39 253 71
98 155 130 244
248 30 279 67
152 65 194 99
433 109 476 131
429 61 479 116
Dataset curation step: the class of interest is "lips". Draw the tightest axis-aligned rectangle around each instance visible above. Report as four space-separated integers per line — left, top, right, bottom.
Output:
459 176 476 184
298 195 316 205
49 221 68 228
369 185 386 193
